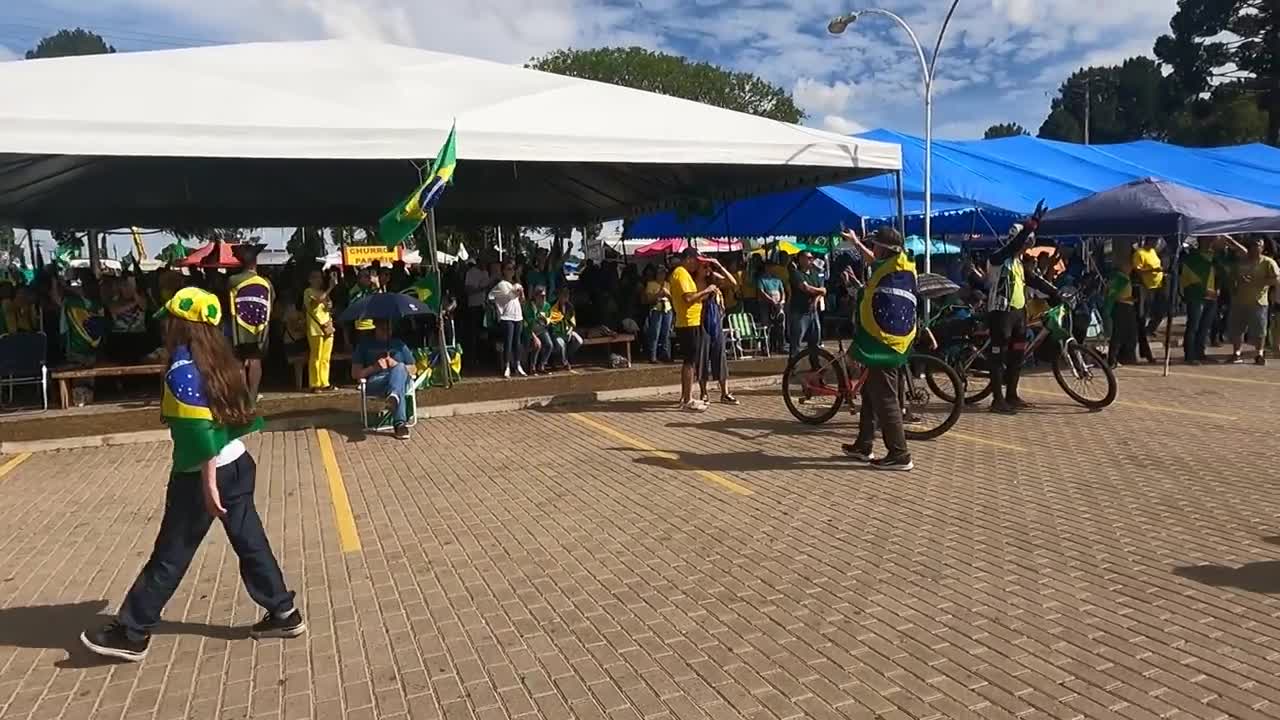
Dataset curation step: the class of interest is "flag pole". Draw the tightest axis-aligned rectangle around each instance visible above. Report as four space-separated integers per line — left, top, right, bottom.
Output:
426 210 452 388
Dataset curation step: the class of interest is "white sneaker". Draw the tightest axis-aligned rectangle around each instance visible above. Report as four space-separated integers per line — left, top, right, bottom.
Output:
680 400 708 413
503 367 511 379
516 365 527 377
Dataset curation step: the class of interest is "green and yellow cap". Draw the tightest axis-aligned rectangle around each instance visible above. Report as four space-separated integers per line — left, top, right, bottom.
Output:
154 286 222 326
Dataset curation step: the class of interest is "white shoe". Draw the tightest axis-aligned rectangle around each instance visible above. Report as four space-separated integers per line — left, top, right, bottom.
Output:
680 400 708 413
503 367 511 379
516 365 527 377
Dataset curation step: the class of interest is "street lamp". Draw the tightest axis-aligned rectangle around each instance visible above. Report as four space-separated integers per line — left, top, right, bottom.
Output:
828 2 961 303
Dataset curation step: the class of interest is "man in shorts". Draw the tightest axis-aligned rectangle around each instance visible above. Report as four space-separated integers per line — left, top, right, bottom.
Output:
1226 236 1279 365
669 247 718 412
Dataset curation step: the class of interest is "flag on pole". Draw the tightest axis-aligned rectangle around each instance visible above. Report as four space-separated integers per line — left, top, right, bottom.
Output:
406 272 442 314
379 123 458 248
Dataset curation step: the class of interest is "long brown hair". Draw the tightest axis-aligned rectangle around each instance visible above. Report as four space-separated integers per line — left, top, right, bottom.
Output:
164 318 255 426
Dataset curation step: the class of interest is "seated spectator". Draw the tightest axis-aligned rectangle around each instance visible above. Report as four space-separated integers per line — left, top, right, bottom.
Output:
351 319 416 439
549 285 583 370
523 286 554 374
105 275 150 364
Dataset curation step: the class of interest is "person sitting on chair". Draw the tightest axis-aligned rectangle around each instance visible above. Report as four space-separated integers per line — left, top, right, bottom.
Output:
351 319 416 440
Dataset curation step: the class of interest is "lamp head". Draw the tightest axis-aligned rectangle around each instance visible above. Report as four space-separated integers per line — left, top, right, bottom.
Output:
827 13 858 35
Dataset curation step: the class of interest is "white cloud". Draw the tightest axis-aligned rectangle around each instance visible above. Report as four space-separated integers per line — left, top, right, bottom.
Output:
0 45 19 62
818 114 867 135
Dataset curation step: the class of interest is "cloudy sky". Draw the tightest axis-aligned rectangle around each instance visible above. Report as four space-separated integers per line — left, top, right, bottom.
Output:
2 0 1179 140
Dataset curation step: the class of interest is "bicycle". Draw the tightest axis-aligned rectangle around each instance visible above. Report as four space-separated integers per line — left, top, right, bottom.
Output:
781 334 965 441
930 292 1117 410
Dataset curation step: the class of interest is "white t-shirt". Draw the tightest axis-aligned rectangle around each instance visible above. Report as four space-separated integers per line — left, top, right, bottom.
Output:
489 281 524 321
464 266 491 308
215 439 246 468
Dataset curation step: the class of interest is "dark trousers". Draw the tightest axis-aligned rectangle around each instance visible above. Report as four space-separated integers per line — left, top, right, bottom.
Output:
118 453 294 641
1108 303 1140 365
1183 298 1216 362
987 308 1027 404
1134 287 1156 361
854 366 909 459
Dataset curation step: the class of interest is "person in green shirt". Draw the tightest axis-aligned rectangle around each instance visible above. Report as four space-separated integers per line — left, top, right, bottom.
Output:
1225 236 1280 365
1179 236 1220 365
523 285 554 374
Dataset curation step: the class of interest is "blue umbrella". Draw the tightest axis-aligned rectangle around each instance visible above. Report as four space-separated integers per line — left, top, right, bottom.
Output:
338 292 430 324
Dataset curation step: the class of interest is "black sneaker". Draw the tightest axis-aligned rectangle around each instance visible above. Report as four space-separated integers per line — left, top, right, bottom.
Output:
80 622 149 662
394 423 411 440
841 444 875 463
1256 356 1267 367
251 609 307 639
1231 353 1245 365
871 455 914 472
1007 397 1035 411
989 400 1017 415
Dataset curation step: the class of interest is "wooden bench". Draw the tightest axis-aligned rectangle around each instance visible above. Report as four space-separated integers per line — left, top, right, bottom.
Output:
287 352 352 389
580 332 636 367
51 363 166 409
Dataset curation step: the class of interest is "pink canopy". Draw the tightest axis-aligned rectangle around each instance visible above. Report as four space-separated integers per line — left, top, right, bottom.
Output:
633 238 743 257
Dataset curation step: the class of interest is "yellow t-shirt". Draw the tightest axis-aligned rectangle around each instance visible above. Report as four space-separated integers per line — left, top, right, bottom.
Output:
643 280 672 313
303 288 332 337
669 266 701 329
1132 248 1164 290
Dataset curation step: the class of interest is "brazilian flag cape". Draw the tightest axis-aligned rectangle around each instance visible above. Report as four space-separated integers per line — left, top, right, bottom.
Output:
852 252 918 369
162 345 264 472
1180 252 1217 303
228 273 272 346
63 294 106 358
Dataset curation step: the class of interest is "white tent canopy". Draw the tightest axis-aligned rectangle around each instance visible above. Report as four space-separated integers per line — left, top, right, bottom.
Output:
0 40 900 229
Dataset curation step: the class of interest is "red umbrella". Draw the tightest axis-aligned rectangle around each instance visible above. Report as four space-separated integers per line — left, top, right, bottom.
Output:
176 240 243 269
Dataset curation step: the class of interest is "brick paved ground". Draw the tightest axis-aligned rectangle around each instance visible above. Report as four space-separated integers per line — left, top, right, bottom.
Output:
1 362 1279 720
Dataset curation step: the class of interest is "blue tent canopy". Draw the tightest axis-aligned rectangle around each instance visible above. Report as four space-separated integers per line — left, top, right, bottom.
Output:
1037 178 1280 237
626 130 1280 240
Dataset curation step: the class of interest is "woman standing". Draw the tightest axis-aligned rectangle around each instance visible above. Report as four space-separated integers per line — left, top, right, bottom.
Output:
80 287 303 662
697 258 739 405
489 260 526 378
303 269 336 392
642 265 673 363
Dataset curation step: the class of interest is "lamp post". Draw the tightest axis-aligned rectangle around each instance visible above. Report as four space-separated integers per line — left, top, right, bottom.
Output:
828 1 961 300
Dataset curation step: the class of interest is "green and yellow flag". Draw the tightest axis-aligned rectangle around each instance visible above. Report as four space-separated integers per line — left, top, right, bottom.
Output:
380 123 458 248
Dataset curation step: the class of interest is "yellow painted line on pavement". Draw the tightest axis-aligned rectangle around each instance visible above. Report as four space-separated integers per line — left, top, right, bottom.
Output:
1125 365 1280 387
1019 388 1239 421
569 413 754 496
316 429 361 553
0 453 31 481
946 432 1027 452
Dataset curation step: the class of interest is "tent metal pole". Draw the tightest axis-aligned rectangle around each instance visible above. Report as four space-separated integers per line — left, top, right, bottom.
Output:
894 170 905 238
1163 233 1181 377
427 210 452 389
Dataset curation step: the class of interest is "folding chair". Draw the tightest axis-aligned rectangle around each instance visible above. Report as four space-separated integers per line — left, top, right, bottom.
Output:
359 370 429 431
0 332 49 411
725 313 770 358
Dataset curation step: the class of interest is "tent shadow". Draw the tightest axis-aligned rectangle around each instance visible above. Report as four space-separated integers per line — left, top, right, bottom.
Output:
629 448 854 474
0 600 248 669
1173 562 1280 594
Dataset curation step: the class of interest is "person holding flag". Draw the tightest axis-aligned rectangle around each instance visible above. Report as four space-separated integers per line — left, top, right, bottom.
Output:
80 287 303 662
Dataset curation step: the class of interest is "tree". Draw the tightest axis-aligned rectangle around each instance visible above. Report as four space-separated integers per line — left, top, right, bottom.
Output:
527 47 805 123
1038 58 1168 143
25 28 115 60
983 123 1029 139
1155 0 1279 145
1166 83 1270 146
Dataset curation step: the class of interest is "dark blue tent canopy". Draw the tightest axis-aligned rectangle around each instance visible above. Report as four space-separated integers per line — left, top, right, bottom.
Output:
1037 178 1280 237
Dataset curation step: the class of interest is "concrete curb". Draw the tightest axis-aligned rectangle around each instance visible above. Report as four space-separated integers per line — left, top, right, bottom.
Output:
0 375 782 455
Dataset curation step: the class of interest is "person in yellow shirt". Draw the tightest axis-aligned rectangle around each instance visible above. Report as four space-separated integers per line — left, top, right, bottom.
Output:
641 265 673 363
303 269 336 392
1131 237 1164 336
670 248 719 412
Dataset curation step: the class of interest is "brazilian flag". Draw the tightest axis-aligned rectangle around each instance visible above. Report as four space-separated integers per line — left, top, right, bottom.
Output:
380 123 458 248
162 345 263 471
406 272 441 314
1180 252 1216 303
852 252 918 369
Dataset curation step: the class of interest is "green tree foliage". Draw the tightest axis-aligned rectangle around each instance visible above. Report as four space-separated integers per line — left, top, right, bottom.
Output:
1155 0 1278 144
25 28 115 59
1038 58 1167 143
527 47 805 123
983 123 1029 139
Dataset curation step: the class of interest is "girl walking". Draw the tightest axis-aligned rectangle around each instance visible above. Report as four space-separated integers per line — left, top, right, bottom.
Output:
80 287 303 662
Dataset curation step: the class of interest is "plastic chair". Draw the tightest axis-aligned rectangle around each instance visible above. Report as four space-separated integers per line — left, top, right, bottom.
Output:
358 370 429 431
0 332 49 410
725 313 770 359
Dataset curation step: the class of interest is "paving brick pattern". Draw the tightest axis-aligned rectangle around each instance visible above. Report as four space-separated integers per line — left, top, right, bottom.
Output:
1 363 1279 719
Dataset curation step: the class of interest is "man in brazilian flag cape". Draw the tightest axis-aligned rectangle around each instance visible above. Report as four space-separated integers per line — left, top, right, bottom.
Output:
1179 236 1220 365
80 287 304 663
838 227 918 472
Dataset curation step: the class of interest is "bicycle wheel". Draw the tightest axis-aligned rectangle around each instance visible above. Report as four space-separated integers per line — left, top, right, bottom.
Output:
782 346 846 425
1052 343 1117 409
902 354 965 441
928 341 992 405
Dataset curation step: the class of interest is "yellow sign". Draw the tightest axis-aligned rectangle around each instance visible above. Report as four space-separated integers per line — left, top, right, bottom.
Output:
342 245 401 266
